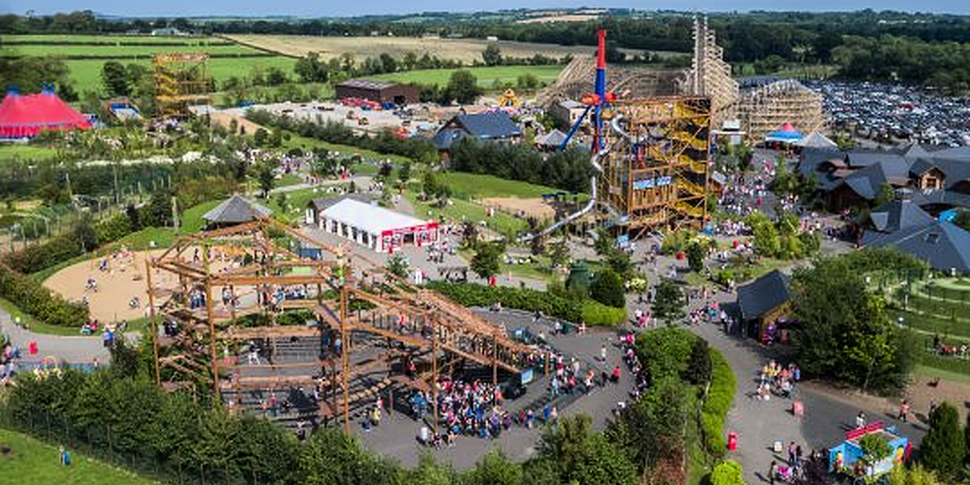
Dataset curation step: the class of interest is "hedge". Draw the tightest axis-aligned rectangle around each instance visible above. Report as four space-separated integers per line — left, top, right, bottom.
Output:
426 281 583 322
0 262 88 327
701 349 737 460
3 214 134 275
581 300 627 326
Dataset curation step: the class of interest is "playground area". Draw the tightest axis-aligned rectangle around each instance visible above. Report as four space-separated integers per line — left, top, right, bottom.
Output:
42 246 240 324
481 197 557 220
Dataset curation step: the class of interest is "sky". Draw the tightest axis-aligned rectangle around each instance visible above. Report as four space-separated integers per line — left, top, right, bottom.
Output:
2 0 969 17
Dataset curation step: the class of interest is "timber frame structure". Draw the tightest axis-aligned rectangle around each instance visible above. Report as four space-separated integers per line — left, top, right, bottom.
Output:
597 96 712 236
145 218 540 434
153 53 210 119
737 79 825 143
686 16 739 130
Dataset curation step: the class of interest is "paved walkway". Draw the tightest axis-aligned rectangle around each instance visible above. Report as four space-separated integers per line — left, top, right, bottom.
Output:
0 307 110 364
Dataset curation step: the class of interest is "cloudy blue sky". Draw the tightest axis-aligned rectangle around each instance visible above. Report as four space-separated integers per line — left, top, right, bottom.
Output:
3 0 969 17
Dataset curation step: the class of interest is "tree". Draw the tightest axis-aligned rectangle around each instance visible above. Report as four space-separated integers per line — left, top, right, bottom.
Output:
73 213 97 253
464 450 523 485
253 161 276 198
858 433 892 473
594 227 613 256
606 249 633 277
398 162 412 185
687 338 712 386
385 254 409 279
444 70 482 105
653 279 685 326
887 465 942 485
482 44 503 66
711 460 745 485
470 242 502 279
953 210 970 232
920 402 965 478
792 254 915 393
294 52 329 83
141 190 173 228
686 240 706 273
873 182 896 208
539 415 637 485
590 268 626 308
266 67 288 85
549 240 569 268
101 60 131 96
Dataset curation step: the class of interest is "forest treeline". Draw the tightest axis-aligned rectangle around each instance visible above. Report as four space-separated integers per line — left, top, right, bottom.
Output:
2 10 970 91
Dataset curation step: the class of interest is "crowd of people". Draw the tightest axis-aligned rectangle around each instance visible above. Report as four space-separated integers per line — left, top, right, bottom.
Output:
755 360 801 402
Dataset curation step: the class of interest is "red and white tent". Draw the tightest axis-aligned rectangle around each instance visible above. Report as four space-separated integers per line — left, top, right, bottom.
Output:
0 91 91 139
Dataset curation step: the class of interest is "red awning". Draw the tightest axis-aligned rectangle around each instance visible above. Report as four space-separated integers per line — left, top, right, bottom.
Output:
0 92 91 138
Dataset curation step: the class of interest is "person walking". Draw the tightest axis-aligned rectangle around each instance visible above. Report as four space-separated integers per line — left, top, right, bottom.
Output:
768 460 777 485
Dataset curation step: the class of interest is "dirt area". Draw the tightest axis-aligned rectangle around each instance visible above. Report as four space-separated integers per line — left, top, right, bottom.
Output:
209 111 265 135
481 197 555 220
802 375 970 423
43 248 235 324
225 35 619 63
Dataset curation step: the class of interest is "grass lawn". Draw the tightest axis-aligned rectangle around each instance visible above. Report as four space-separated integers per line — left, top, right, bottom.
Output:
0 144 59 162
371 65 563 87
284 132 411 164
438 172 567 200
914 364 970 385
275 173 303 188
405 190 527 237
0 297 86 337
64 56 297 94
0 428 162 485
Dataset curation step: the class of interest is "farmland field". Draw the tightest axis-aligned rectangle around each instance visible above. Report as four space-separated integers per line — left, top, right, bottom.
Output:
372 65 562 87
225 34 625 63
2 43 260 57
2 34 230 44
64 56 297 93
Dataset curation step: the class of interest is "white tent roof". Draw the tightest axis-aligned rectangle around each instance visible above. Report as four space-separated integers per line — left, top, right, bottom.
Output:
321 198 429 235
795 131 838 149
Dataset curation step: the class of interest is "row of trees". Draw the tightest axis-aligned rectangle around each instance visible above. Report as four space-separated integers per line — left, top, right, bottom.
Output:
449 137 593 193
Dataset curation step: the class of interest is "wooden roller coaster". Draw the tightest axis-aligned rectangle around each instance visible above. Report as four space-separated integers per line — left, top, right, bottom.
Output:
145 218 542 434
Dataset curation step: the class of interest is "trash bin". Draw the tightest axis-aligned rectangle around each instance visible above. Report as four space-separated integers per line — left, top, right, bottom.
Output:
28 340 38 356
727 432 737 451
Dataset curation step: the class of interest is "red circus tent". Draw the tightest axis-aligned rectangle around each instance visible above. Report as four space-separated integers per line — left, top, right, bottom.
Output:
0 91 91 139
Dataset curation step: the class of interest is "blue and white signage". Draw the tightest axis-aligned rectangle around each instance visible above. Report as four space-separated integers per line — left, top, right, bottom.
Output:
632 176 673 190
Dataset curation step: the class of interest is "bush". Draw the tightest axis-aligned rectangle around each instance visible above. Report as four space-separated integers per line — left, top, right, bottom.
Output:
0 262 88 327
590 268 626 308
920 401 965 478
701 349 737 460
635 328 698 383
3 213 138 274
581 300 627 326
711 460 745 485
427 281 582 322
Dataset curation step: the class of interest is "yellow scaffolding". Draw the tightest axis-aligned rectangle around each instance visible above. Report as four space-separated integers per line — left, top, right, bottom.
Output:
599 96 712 236
153 53 210 120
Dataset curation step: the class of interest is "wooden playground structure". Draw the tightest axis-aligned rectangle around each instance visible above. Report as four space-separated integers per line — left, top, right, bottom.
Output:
145 218 541 434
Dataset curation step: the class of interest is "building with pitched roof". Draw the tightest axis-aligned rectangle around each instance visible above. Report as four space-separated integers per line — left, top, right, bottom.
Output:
202 195 273 228
735 269 794 343
334 79 420 105
314 198 438 253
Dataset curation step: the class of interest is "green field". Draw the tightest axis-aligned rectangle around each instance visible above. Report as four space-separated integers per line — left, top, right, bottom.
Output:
65 56 297 93
283 132 411 164
0 144 59 162
4 34 228 45
3 44 259 58
372 65 562 87
0 428 161 485
438 172 570 200
405 190 527 236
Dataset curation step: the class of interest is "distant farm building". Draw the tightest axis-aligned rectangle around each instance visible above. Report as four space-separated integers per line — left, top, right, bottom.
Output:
334 79 420 106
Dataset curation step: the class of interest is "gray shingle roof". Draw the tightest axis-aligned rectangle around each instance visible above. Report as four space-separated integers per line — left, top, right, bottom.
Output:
451 112 522 139
430 129 466 150
736 270 793 321
537 129 567 147
203 194 272 224
862 198 935 235
864 222 970 274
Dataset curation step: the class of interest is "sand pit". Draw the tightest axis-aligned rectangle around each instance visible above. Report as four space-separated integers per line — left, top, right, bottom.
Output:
43 247 238 324
481 197 556 220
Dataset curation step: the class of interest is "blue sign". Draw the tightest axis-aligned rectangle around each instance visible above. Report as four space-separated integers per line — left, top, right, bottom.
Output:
632 176 673 190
